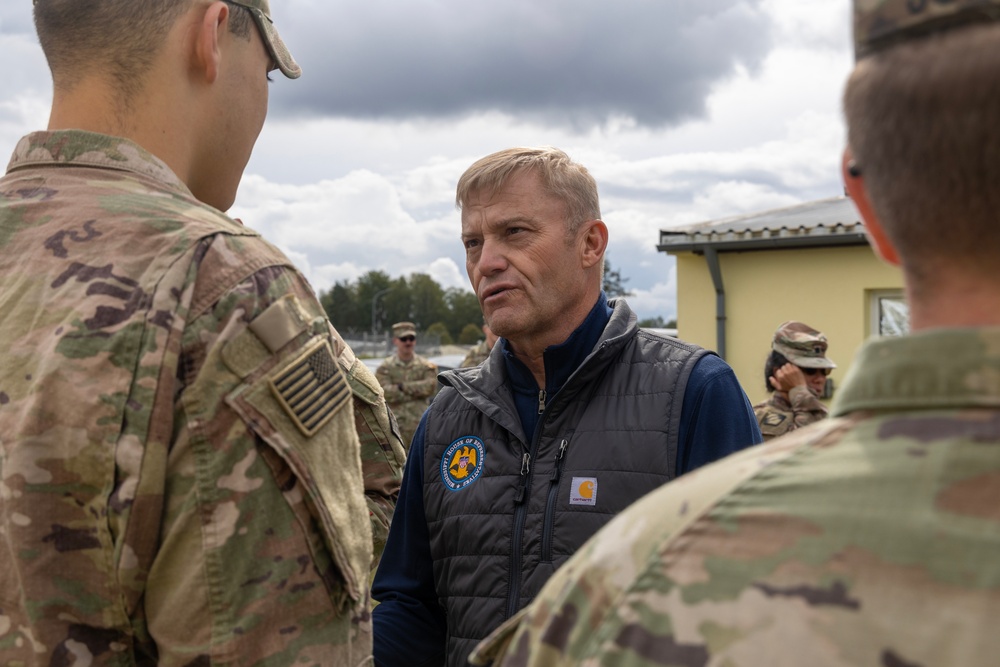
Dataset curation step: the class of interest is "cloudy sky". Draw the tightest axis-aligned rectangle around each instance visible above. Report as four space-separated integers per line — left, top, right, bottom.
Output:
0 0 853 322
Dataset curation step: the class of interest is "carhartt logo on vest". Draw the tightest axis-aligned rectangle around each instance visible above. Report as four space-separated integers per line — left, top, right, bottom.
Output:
570 477 598 506
440 436 486 491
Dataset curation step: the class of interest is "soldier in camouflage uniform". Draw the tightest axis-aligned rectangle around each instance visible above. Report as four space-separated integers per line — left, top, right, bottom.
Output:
471 2 1000 665
376 321 439 448
0 1 404 665
753 321 835 440
460 322 498 368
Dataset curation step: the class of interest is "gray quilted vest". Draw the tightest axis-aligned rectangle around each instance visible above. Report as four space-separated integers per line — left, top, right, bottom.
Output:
422 300 708 666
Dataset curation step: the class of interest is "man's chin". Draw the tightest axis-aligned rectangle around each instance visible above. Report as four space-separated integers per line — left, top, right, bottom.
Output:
485 310 516 340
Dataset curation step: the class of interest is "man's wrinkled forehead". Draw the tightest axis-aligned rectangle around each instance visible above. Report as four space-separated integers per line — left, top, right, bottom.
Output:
854 0 1000 58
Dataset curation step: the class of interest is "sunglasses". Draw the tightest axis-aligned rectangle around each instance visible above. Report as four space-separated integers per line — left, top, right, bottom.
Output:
802 367 831 377
398 336 416 343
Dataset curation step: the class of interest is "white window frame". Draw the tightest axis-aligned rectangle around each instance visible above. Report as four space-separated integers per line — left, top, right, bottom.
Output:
868 289 909 337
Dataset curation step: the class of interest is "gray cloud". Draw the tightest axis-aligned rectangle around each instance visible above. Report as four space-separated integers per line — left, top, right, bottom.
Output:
0 4 35 34
271 0 773 128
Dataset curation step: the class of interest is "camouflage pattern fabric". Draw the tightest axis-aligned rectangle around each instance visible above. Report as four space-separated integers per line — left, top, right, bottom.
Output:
0 130 404 665
375 354 438 449
472 327 1000 666
460 339 491 368
855 0 1000 58
752 386 828 441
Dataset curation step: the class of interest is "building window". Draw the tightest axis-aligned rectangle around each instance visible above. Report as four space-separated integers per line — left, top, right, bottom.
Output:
869 290 909 337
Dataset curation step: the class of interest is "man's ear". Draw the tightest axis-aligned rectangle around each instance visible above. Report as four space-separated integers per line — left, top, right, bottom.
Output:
579 219 609 270
843 147 900 266
192 1 229 84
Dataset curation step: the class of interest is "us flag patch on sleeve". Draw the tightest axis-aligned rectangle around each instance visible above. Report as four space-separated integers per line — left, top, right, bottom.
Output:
269 339 350 437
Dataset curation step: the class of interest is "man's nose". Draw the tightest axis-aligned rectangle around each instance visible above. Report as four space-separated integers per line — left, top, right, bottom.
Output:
477 239 508 275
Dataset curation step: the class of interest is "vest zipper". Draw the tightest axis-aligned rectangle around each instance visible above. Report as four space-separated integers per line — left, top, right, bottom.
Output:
507 450 531 619
541 439 569 563
513 452 530 504
508 389 546 618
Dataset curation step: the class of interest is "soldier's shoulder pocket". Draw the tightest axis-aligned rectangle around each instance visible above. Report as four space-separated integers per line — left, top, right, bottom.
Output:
221 299 373 603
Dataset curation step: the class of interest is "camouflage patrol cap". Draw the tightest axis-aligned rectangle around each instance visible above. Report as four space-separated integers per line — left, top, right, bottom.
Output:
392 321 417 338
772 321 836 369
225 0 301 79
855 0 1000 58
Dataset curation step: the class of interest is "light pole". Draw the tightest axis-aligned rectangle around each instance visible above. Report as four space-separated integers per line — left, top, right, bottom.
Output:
371 287 392 336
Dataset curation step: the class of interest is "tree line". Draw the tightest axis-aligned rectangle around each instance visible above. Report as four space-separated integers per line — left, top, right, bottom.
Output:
320 270 485 345
318 259 670 345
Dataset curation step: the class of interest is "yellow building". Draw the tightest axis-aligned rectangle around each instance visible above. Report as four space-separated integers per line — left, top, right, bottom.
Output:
658 196 905 405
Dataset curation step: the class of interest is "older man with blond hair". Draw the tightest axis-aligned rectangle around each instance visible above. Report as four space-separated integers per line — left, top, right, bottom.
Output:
473 3 1000 666
372 146 761 667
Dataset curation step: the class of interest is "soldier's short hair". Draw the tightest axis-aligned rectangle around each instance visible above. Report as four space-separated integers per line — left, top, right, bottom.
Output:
456 147 602 236
844 22 1000 279
34 0 253 101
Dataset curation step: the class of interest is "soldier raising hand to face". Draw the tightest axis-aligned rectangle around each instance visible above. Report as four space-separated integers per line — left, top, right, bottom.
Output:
754 321 835 440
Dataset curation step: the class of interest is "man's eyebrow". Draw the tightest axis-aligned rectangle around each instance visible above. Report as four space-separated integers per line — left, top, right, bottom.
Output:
486 215 534 229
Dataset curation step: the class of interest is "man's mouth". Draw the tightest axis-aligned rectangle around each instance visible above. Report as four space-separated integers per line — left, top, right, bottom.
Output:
481 284 514 301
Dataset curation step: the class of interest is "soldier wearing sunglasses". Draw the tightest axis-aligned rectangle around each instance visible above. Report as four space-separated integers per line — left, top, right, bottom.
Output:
377 321 439 448
754 320 835 440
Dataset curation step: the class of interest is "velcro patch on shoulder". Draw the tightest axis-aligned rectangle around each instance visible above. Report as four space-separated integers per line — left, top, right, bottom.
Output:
269 339 351 437
249 294 309 353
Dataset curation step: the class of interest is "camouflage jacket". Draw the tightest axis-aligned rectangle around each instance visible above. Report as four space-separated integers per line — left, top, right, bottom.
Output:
752 386 828 440
460 340 492 368
375 354 438 448
0 131 404 666
473 327 1000 667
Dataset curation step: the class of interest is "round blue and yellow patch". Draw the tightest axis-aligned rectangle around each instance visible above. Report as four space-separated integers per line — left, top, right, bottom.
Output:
440 435 486 492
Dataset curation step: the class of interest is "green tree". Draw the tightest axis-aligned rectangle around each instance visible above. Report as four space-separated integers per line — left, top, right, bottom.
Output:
318 271 489 340
425 321 453 345
409 273 448 329
602 257 632 297
356 270 393 334
382 276 412 331
444 287 483 340
458 322 483 345
320 280 359 332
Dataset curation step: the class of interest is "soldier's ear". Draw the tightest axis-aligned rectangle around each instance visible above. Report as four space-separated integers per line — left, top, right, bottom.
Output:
843 147 900 266
192 1 228 84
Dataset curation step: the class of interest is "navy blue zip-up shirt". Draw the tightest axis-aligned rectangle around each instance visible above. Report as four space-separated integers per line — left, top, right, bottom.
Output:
372 294 761 666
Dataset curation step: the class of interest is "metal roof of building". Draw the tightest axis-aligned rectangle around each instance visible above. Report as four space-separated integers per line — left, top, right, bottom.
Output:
657 196 868 253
